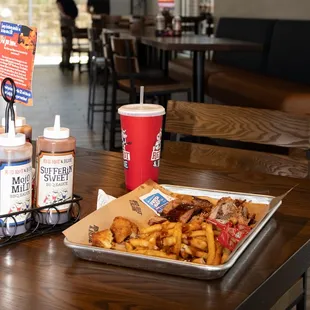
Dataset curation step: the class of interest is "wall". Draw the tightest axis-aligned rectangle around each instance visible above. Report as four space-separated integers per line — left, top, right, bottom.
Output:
214 0 310 20
111 0 131 15
148 0 159 15
111 0 154 16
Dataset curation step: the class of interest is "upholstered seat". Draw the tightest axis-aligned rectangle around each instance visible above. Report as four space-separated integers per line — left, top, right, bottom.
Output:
208 71 310 114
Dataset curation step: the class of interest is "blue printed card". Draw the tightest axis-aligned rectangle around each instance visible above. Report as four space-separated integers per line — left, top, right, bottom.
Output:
139 189 175 215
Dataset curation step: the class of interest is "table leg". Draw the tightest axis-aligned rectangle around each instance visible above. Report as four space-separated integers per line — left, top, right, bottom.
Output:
194 21 200 35
193 51 205 103
296 272 308 310
161 50 169 76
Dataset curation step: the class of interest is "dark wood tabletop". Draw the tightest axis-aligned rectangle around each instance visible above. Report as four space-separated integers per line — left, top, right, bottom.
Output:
1 148 310 310
140 35 263 52
105 24 155 39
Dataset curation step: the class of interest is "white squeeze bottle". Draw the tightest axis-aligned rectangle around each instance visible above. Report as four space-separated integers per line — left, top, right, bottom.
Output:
35 115 76 225
0 120 33 236
1 105 33 143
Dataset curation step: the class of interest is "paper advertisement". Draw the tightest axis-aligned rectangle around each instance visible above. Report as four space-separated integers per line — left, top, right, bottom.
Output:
0 21 37 106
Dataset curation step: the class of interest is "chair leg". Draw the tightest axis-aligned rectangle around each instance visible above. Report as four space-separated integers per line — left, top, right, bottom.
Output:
129 89 137 104
109 82 117 151
87 61 93 126
102 67 110 146
78 50 82 73
187 90 192 102
160 95 171 141
90 65 97 130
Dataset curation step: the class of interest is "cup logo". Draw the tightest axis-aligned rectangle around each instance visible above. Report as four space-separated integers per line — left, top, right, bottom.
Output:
122 129 131 169
151 129 162 168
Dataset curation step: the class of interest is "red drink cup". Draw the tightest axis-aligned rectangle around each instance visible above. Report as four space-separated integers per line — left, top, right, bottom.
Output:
118 104 166 190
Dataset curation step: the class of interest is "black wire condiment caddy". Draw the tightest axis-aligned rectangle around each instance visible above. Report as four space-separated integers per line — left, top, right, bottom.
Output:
0 194 82 247
0 78 83 247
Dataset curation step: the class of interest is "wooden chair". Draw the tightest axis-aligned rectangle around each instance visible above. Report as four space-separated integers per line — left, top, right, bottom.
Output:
107 37 192 151
101 30 121 147
87 27 105 129
72 28 90 73
163 100 310 178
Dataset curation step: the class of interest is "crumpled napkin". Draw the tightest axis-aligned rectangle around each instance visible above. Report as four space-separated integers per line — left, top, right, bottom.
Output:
96 189 116 210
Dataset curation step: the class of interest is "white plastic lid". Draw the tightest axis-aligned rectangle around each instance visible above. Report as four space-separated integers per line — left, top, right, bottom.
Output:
43 115 70 139
2 116 26 127
1 105 27 127
118 104 165 117
0 120 26 147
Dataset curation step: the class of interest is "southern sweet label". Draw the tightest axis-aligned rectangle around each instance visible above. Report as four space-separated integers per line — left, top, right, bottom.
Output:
0 159 32 225
37 152 74 211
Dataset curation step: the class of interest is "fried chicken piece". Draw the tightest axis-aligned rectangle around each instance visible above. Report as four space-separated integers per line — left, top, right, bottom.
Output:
110 216 139 243
92 229 113 249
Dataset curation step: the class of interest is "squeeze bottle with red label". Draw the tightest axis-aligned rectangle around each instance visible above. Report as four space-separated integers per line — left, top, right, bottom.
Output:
0 120 32 236
35 115 76 225
0 105 32 142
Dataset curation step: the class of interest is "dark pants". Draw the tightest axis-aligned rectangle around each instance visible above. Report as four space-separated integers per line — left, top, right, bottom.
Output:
60 17 75 66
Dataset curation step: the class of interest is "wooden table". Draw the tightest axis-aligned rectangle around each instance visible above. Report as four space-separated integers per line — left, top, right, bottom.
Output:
1 148 310 310
141 36 262 103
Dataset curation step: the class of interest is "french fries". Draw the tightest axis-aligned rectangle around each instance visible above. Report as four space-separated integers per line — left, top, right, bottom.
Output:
118 220 230 266
129 238 150 248
92 218 238 266
140 224 162 234
132 249 177 259
190 230 206 238
213 241 223 265
206 223 216 265
221 248 231 264
172 223 182 257
190 238 207 251
163 236 176 247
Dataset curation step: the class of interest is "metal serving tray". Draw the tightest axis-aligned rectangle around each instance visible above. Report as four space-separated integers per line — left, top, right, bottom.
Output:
64 185 281 280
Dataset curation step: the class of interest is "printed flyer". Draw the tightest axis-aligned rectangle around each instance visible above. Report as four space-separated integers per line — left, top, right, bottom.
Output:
0 21 37 106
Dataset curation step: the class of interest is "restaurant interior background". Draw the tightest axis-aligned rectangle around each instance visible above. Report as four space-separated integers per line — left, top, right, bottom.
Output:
0 0 134 65
0 0 309 147
0 0 309 66
1 0 308 65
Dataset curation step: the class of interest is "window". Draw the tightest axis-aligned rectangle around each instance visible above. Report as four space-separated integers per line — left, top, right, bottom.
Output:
0 0 91 64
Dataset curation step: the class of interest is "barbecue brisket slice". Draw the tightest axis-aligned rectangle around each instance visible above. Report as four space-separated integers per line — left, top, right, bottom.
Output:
209 197 253 225
160 197 214 223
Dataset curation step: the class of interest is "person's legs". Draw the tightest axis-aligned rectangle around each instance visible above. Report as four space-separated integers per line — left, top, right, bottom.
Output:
60 17 75 69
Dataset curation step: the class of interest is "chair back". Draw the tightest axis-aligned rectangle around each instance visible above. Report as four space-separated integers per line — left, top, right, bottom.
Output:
88 28 103 57
214 17 275 73
143 15 155 26
165 100 310 178
110 37 139 76
105 15 122 25
166 100 310 149
111 37 137 57
101 29 119 65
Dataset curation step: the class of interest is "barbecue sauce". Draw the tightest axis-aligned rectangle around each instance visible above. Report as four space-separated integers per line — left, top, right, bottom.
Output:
35 115 76 224
0 120 32 236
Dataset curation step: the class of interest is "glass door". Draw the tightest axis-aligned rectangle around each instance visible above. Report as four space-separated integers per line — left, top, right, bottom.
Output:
1 0 91 64
0 1 29 25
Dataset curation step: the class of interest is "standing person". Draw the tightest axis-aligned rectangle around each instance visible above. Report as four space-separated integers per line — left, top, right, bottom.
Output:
87 0 110 28
56 0 79 70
